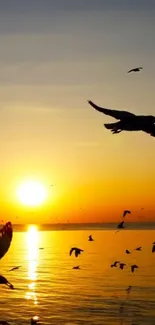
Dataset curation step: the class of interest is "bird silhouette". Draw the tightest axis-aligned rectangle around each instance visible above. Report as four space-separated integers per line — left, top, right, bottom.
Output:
88 100 155 137
88 235 94 241
131 265 138 273
0 222 13 260
117 221 125 229
128 67 143 73
135 246 142 251
111 261 120 267
126 249 131 254
69 247 84 257
0 275 14 289
73 266 80 269
123 210 131 218
9 265 21 272
152 242 155 253
119 263 126 270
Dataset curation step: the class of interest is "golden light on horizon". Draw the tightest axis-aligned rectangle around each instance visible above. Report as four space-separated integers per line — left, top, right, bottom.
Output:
17 180 47 207
26 225 39 304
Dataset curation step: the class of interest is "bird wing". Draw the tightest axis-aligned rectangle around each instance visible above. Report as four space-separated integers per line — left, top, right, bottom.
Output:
0 222 13 260
88 100 135 120
128 69 134 73
69 248 75 256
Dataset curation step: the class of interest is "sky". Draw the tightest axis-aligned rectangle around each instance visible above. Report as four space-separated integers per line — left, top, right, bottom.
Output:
0 0 155 224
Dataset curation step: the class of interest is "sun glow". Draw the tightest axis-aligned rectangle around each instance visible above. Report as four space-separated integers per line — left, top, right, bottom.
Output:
17 180 47 206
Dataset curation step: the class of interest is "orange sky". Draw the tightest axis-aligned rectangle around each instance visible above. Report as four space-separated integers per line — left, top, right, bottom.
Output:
0 1 155 224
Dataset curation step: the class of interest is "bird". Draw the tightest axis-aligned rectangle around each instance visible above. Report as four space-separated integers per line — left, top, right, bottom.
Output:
0 222 13 260
119 263 126 270
88 100 155 137
131 265 138 273
128 67 143 73
88 235 94 241
73 266 80 269
69 247 84 257
9 265 21 272
152 242 155 253
123 210 131 218
126 249 131 254
0 275 14 289
111 261 120 267
117 221 125 229
135 246 142 251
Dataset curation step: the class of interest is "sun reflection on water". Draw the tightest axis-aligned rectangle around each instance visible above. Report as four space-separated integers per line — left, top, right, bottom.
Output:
25 225 39 304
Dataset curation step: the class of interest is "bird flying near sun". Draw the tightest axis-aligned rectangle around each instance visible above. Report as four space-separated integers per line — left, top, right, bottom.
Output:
17 180 47 207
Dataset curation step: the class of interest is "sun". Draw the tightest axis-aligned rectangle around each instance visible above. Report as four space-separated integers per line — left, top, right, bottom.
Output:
17 180 47 206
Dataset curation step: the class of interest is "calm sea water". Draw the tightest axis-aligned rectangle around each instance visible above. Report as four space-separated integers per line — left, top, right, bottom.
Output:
1 224 155 325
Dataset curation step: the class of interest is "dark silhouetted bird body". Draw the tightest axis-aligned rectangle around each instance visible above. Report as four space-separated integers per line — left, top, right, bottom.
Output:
126 249 131 254
131 264 138 273
73 266 80 269
128 67 143 73
119 263 126 270
88 235 94 241
70 247 84 257
135 246 142 251
9 265 21 272
88 100 155 137
0 275 14 289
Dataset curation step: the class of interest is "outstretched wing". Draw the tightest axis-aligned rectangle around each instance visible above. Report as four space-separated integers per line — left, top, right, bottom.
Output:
88 100 135 120
69 247 75 256
0 222 13 260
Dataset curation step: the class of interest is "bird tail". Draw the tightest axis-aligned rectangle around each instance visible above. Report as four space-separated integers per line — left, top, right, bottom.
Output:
104 123 118 130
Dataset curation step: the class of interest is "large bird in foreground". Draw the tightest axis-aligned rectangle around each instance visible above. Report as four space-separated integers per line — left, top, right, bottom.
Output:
88 100 155 137
0 222 13 260
0 275 14 289
128 67 143 73
70 247 84 257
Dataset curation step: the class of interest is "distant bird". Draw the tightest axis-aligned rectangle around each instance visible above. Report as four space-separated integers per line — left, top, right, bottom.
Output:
131 265 138 273
128 67 143 73
88 235 94 241
73 266 80 269
119 263 126 270
123 210 131 218
135 246 142 251
152 242 155 253
31 316 39 325
111 261 120 267
117 221 125 229
9 265 21 272
69 247 84 257
88 100 155 137
0 275 14 289
126 249 131 254
0 222 13 260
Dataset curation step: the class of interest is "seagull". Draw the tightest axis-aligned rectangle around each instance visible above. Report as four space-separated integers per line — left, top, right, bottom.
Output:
128 67 143 73
69 247 84 257
123 210 131 218
88 235 94 241
131 265 138 273
111 261 120 267
0 222 13 260
73 266 80 269
9 265 21 272
135 246 142 251
152 242 155 253
126 249 131 254
0 275 14 289
119 263 126 270
88 100 155 137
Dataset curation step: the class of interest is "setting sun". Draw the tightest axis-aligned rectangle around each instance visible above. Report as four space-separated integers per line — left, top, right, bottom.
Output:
17 181 47 207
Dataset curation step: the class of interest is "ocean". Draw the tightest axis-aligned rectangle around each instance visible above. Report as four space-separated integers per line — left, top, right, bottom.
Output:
0 223 155 325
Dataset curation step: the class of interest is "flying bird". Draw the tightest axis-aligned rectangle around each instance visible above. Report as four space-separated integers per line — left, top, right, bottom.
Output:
88 235 94 241
128 67 143 73
0 222 13 260
9 265 21 272
135 246 142 251
126 249 131 254
69 247 84 257
131 265 138 273
88 100 155 137
123 210 131 218
111 261 120 268
73 266 80 269
152 242 155 253
0 275 14 289
119 263 126 270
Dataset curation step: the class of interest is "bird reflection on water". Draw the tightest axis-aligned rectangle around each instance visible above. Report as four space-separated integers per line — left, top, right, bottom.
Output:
25 226 39 305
